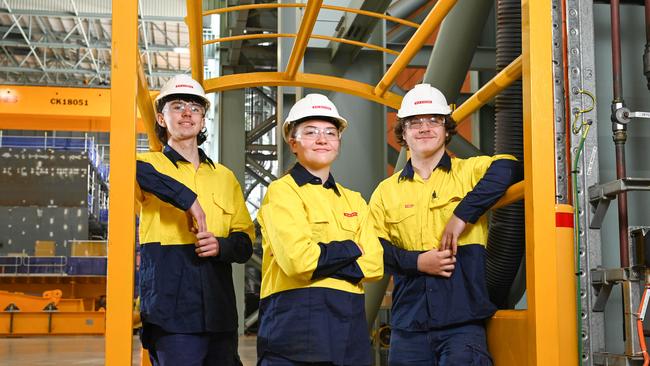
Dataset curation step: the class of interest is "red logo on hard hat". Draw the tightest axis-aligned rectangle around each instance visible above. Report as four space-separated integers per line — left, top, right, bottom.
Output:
414 100 433 105
343 212 358 217
175 84 194 88
312 105 332 110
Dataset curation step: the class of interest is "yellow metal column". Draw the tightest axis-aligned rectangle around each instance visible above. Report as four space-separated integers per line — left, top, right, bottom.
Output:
521 0 560 365
186 0 204 83
106 0 137 364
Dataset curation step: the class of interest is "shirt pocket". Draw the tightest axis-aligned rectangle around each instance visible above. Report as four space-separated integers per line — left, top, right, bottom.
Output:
385 206 417 247
308 212 330 243
338 215 359 241
428 196 463 245
210 192 235 237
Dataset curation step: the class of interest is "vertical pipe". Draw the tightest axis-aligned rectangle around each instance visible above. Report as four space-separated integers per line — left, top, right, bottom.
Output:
611 0 623 101
610 0 629 268
615 137 629 267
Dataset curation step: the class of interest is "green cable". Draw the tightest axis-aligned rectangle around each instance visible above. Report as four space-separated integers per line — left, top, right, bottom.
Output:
572 124 590 366
570 88 595 366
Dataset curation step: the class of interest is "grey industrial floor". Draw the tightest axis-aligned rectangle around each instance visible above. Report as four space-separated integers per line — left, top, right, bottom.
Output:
0 335 258 365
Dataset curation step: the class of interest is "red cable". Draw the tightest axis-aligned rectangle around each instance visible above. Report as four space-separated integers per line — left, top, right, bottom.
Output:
637 285 649 366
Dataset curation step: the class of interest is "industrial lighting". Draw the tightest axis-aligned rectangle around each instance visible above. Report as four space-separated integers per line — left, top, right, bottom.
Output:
172 47 190 54
0 89 17 103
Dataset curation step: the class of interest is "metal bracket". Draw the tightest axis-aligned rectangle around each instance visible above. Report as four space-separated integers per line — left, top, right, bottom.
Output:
627 111 650 119
593 352 644 366
590 268 640 312
588 178 650 229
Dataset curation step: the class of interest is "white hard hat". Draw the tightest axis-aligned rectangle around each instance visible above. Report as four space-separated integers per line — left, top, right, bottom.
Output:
397 83 451 119
282 93 348 142
155 74 210 109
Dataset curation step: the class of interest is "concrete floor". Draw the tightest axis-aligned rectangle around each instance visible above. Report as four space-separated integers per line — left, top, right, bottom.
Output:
0 335 258 365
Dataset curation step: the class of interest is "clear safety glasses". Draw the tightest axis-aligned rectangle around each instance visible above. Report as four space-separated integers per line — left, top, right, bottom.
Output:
405 115 446 130
294 126 341 141
165 101 205 115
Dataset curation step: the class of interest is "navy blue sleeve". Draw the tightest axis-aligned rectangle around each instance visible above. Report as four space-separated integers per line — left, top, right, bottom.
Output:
328 261 364 284
215 232 253 264
380 238 421 276
454 159 524 224
311 240 362 280
136 161 197 210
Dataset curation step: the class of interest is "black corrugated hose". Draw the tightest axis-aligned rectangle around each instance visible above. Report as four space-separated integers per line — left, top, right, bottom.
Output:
486 0 527 309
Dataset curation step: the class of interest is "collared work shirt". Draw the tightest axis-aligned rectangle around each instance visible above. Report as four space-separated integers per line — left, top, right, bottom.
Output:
136 146 255 336
370 153 522 331
257 163 383 365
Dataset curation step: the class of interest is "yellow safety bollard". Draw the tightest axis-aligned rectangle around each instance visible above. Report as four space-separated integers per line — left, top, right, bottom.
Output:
555 204 578 365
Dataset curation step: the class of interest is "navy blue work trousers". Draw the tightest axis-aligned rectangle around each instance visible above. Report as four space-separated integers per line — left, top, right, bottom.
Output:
258 353 337 366
146 325 242 366
388 323 493 366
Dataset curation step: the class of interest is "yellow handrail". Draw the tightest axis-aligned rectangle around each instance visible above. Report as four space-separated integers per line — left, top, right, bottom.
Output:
374 0 458 97
203 3 419 29
286 0 322 79
203 33 399 56
452 55 523 124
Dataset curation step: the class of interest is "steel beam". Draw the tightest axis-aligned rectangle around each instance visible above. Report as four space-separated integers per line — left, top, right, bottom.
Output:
186 0 204 84
105 0 137 364
285 0 322 80
329 0 392 63
521 0 564 364
136 52 162 151
0 85 147 132
373 0 458 97
452 55 523 125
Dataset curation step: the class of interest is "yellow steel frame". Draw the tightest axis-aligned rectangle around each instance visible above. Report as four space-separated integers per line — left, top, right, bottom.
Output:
374 0 457 97
105 0 137 365
204 4 419 29
99 0 574 364
205 34 400 56
0 85 148 133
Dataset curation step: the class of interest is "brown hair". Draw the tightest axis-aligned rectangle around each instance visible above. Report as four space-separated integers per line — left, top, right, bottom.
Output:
394 115 457 147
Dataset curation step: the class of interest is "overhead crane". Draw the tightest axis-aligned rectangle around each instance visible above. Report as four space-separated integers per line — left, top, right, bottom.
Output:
79 0 629 365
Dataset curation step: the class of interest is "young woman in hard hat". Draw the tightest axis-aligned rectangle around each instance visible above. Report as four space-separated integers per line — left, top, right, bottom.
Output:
135 74 255 366
256 93 384 365
369 83 523 366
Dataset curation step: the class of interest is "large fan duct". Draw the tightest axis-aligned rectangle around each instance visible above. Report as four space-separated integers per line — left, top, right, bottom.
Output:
485 0 526 308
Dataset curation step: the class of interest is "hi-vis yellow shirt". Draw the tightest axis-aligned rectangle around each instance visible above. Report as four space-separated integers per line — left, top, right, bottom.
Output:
258 165 384 299
136 148 255 245
370 154 517 251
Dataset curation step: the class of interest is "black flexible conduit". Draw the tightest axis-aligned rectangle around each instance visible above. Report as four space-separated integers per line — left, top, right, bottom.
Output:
485 0 527 309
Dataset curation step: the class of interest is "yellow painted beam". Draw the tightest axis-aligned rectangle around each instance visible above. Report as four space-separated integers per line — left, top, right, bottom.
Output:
494 181 524 209
186 0 204 84
285 0 323 80
452 55 523 125
522 0 560 364
555 204 578 365
203 72 403 110
0 312 105 335
136 53 162 152
0 85 147 132
487 310 529 366
203 70 525 210
204 33 399 56
374 0 458 97
106 0 137 364
204 3 419 29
